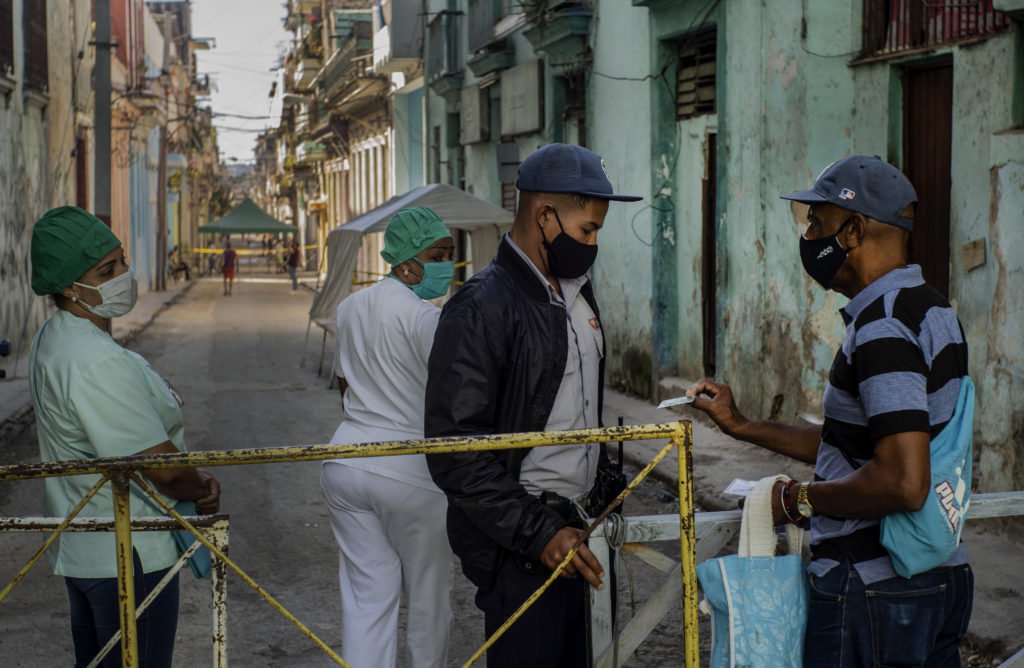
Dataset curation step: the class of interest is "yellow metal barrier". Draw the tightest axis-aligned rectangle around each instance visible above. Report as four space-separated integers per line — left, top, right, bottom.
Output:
0 422 697 668
186 245 318 255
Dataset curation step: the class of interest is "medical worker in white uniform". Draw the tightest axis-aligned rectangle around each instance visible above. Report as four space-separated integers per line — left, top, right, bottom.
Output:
27 206 221 667
320 206 455 668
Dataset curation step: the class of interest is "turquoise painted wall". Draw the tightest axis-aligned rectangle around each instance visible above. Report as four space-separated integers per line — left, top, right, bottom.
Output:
631 0 1024 493
393 86 425 194
420 0 1024 494
588 0 656 396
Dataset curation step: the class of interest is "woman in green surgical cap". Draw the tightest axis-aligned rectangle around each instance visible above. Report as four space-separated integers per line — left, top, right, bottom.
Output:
28 206 221 668
320 206 455 668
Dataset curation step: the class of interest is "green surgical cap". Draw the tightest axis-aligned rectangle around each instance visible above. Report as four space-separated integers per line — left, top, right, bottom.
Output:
380 206 451 266
31 206 121 295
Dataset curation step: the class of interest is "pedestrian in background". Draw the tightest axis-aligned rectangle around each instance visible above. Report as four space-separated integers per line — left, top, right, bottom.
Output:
206 241 217 276
319 206 456 668
222 242 236 296
28 206 221 668
686 155 973 666
424 144 642 668
287 239 300 293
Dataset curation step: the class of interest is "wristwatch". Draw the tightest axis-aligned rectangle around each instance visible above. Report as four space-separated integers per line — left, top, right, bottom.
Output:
796 482 814 520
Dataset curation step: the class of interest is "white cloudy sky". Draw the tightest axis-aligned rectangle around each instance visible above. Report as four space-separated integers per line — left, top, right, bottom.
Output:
191 0 293 163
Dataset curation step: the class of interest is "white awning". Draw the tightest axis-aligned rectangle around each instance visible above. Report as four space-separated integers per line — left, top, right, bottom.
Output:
308 183 513 330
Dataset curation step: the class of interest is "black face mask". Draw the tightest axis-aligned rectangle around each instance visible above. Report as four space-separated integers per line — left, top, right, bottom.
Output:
799 218 852 289
541 207 598 279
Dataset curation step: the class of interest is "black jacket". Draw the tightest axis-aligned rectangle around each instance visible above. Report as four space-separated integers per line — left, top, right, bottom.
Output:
424 236 605 589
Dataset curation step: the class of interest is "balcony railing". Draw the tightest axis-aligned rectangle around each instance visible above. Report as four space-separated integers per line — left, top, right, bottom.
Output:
862 0 1011 58
296 140 326 165
294 56 322 91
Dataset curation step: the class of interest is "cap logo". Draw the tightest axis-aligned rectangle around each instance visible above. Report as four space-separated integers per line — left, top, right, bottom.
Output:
817 246 833 260
600 158 610 180
838 188 856 202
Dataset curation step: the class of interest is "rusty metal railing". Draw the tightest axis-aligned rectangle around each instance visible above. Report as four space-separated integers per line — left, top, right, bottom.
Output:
0 421 697 668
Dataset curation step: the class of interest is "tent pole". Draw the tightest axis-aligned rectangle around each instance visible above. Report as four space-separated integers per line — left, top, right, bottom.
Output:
301 318 312 368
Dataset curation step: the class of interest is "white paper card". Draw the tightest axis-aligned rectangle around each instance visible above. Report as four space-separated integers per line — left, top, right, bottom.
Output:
723 478 757 497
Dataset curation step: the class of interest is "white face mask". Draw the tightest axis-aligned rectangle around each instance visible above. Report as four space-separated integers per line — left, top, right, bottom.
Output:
73 271 138 318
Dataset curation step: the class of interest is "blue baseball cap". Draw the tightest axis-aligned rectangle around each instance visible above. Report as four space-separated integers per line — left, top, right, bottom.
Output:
780 154 917 231
516 143 643 202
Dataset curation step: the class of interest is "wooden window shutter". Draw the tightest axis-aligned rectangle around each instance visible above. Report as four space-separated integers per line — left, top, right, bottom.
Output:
676 30 716 121
501 181 517 213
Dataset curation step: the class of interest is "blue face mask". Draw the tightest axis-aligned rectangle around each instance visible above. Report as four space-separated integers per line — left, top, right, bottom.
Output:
409 258 454 300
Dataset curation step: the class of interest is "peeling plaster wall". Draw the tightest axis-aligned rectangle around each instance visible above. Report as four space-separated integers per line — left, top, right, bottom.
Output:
980 135 1024 496
711 0 863 420
0 4 77 379
710 5 1024 496
588 0 654 396
947 36 1024 495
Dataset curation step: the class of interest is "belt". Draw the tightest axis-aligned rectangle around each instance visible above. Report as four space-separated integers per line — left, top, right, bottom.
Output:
811 524 889 563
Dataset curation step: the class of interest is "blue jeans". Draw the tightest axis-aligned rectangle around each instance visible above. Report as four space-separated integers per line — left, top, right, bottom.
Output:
64 550 179 668
288 264 297 290
804 560 973 667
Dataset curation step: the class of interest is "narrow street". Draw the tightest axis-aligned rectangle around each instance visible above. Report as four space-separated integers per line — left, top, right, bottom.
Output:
0 276 693 666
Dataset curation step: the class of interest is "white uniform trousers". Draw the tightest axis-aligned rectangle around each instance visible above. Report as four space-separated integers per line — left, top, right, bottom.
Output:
320 462 452 668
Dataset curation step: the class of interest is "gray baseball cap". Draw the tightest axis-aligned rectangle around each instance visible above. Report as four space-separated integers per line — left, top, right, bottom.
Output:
780 154 917 231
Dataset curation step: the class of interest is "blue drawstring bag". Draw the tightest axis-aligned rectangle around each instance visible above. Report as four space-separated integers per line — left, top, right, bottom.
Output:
697 475 809 668
132 483 213 579
171 500 213 579
881 376 974 578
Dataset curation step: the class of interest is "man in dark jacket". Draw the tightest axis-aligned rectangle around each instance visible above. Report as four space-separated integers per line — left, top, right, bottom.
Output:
425 144 642 668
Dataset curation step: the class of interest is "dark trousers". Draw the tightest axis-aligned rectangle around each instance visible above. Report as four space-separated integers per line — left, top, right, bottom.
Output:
476 555 588 668
64 550 179 668
804 560 973 667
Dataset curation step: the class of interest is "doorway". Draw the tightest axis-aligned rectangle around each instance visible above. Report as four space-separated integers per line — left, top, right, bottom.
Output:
903 61 953 297
701 133 717 378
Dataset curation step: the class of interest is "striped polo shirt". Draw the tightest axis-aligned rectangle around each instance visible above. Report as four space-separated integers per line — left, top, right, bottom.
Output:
810 265 969 583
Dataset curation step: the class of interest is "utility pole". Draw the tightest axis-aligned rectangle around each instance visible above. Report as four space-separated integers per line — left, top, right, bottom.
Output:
94 0 112 224
156 13 172 291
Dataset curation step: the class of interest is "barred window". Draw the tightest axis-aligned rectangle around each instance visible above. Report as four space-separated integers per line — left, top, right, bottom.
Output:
676 30 716 121
24 0 47 92
861 0 1010 58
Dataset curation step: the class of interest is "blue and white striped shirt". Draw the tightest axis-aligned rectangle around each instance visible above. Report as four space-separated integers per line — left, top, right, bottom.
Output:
810 265 969 583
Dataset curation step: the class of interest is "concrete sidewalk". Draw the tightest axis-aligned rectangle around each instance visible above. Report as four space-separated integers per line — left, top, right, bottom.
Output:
0 279 194 428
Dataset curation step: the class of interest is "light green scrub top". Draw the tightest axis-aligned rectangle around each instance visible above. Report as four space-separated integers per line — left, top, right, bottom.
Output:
29 309 185 578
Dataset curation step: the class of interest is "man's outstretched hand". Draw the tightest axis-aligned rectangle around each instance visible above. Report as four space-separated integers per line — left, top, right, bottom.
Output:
540 527 604 589
685 378 749 437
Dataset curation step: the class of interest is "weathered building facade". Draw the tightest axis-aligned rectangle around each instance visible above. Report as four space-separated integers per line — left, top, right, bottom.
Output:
418 0 1024 494
259 0 425 278
1 0 89 378
0 0 221 380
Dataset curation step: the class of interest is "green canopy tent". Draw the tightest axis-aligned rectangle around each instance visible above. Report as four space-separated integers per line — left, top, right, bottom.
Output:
198 198 296 234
